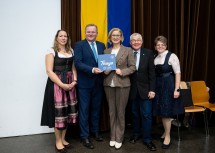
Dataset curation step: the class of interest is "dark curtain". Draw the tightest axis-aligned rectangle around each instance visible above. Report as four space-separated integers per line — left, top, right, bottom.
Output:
61 0 215 131
61 0 81 48
131 0 215 91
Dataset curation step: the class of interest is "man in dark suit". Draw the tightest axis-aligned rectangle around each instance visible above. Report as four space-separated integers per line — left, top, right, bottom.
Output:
129 33 156 151
74 24 105 149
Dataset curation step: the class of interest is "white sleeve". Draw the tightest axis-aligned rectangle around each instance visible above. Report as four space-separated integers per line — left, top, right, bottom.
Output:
71 48 74 56
168 53 181 74
46 48 55 56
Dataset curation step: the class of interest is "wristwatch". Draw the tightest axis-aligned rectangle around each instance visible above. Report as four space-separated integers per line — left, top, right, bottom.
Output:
176 89 180 92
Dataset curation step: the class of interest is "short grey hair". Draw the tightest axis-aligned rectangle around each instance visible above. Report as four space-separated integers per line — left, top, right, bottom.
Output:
130 33 143 42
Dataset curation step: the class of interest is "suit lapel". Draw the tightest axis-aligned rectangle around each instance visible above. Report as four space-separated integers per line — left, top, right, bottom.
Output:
106 48 112 54
96 41 102 55
116 45 124 65
85 39 96 61
138 49 146 70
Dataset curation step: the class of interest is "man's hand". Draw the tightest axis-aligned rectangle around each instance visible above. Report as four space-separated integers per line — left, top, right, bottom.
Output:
148 91 155 99
93 68 103 74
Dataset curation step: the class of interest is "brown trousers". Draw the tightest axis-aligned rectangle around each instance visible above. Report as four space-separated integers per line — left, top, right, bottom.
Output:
104 86 130 143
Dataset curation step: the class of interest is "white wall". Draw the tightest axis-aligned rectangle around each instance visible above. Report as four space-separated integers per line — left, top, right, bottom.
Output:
0 0 61 137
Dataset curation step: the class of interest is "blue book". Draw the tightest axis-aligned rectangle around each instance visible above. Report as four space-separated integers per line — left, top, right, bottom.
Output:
98 54 116 71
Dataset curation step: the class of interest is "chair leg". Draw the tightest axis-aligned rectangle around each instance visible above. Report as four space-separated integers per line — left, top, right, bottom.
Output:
209 111 213 121
190 113 195 126
206 110 209 136
203 110 209 137
176 115 181 141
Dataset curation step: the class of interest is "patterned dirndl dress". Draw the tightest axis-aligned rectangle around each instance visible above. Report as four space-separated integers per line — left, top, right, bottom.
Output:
41 51 78 130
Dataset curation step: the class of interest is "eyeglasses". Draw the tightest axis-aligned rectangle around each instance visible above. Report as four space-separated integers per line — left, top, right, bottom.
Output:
111 35 121 38
131 39 142 43
156 44 166 47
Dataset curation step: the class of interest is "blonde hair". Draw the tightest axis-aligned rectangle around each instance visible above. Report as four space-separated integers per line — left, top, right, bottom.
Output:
108 28 124 44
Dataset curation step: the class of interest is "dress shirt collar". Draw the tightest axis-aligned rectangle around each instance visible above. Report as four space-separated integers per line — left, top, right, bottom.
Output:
133 49 140 54
87 41 96 45
158 50 168 57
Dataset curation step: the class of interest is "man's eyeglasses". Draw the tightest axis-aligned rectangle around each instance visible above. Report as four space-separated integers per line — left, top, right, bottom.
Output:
131 39 142 43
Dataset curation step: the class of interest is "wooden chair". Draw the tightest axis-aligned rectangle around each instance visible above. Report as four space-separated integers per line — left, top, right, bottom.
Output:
190 81 215 111
190 81 215 134
176 81 209 140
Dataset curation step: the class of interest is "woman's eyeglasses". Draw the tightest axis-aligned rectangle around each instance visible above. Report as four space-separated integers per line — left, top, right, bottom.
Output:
111 35 121 38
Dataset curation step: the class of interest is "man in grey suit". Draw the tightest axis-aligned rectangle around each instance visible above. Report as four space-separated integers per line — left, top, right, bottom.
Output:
129 33 156 151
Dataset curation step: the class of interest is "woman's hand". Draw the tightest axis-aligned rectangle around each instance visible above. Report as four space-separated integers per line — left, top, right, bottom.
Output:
69 81 77 89
115 68 122 76
61 83 71 91
174 91 180 98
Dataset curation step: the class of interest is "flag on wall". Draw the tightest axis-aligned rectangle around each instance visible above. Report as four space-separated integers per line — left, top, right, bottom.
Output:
81 0 131 47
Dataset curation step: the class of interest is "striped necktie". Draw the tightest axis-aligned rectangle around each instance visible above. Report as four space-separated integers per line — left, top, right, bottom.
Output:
91 42 97 62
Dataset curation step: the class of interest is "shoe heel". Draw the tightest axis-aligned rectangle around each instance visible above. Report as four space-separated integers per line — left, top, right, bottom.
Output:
55 145 67 153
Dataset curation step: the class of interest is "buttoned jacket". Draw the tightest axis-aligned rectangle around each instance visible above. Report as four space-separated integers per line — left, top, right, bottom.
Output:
103 45 136 87
129 48 156 100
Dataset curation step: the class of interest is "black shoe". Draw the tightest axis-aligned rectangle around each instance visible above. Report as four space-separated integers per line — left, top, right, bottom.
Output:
144 142 156 151
162 142 171 149
92 132 103 141
64 143 72 149
160 137 164 142
129 135 139 144
55 145 67 153
81 138 94 149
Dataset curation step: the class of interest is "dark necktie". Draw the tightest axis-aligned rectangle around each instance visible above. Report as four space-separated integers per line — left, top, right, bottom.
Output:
134 51 138 64
91 42 97 62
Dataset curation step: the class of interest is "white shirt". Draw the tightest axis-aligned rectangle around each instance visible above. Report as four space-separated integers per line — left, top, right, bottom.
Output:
46 48 73 58
154 50 181 74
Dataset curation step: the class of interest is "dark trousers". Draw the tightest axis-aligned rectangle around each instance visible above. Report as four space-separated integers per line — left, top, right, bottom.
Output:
78 86 103 139
131 92 152 143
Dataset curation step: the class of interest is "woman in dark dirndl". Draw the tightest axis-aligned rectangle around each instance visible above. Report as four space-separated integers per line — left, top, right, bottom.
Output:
153 36 184 149
41 30 78 153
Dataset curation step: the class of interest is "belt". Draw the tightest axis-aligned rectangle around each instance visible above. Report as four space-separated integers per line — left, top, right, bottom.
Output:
156 72 173 77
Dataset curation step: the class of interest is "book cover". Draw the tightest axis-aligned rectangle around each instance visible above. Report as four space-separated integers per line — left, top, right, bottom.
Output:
98 54 116 71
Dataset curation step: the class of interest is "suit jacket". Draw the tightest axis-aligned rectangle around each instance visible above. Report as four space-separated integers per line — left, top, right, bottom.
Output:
103 45 136 87
129 48 156 100
74 39 105 88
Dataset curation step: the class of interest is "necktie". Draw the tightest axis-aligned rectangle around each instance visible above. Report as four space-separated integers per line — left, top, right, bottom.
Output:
91 42 97 62
134 51 138 64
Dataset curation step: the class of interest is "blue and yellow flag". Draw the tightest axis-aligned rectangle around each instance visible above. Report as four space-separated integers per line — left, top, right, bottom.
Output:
81 0 131 47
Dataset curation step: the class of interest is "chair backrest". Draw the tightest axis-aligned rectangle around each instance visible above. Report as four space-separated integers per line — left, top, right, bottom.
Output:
180 81 193 107
190 81 210 104
180 81 188 89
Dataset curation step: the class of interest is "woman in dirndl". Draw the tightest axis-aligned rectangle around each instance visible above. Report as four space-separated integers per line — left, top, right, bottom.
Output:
153 36 184 149
41 30 78 153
